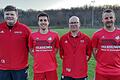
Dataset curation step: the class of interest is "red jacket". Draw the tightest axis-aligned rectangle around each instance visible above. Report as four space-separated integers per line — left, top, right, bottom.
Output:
0 21 31 70
60 31 92 78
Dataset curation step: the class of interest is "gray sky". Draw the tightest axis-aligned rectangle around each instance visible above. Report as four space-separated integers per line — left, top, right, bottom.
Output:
0 0 120 10
0 0 61 10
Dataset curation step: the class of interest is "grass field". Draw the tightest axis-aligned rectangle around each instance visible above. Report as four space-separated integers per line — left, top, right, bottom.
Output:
28 28 97 80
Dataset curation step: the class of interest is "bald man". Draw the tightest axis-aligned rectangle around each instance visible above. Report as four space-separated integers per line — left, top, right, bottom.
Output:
59 16 92 80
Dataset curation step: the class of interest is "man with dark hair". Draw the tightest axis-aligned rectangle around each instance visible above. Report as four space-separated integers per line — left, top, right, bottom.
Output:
37 12 50 21
0 5 31 80
29 12 59 80
60 16 92 80
4 5 17 11
92 9 120 80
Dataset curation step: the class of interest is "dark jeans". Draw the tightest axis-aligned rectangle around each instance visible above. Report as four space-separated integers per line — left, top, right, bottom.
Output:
0 67 28 80
61 75 88 80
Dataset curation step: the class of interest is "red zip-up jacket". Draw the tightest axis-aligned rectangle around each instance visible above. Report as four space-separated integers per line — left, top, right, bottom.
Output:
60 31 92 78
0 21 31 70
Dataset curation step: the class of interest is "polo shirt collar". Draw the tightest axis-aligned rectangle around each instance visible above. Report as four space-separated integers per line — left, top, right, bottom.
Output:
69 31 81 38
4 21 19 29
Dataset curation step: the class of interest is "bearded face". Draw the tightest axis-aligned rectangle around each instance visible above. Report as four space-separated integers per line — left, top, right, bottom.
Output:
102 12 116 29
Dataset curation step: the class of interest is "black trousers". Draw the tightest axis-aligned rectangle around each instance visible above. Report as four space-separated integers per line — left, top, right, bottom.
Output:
0 67 28 80
61 75 88 80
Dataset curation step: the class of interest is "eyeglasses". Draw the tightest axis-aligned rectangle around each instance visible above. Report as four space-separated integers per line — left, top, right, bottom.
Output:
69 22 79 24
104 16 113 20
39 19 47 22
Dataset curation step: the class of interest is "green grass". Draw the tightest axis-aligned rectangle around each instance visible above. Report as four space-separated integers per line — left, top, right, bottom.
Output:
28 28 96 80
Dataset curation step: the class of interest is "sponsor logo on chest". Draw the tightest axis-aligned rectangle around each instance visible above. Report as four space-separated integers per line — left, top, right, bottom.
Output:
115 36 120 40
80 40 84 43
35 37 40 41
14 31 22 34
66 68 71 72
48 36 52 41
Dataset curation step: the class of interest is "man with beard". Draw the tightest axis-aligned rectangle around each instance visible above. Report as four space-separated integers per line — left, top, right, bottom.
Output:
0 5 31 80
92 9 120 80
29 12 59 80
60 16 92 80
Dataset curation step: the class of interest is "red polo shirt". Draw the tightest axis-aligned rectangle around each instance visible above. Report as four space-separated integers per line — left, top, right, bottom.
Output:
60 31 91 78
0 21 31 70
92 28 120 75
29 30 59 73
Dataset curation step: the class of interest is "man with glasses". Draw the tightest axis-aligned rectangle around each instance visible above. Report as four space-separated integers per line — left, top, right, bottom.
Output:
60 16 92 80
29 12 59 80
92 9 120 80
0 5 31 80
